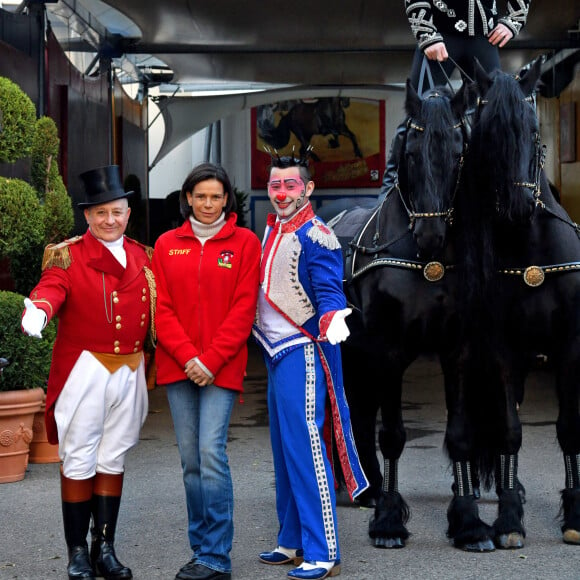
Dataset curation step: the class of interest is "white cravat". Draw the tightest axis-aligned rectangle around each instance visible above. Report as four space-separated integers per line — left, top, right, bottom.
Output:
101 236 127 267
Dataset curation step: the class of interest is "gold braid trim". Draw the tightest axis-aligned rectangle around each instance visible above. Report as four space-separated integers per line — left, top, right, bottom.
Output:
41 236 82 271
145 245 154 261
144 266 157 343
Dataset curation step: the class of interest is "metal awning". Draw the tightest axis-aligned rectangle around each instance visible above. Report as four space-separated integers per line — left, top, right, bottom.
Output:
40 0 579 163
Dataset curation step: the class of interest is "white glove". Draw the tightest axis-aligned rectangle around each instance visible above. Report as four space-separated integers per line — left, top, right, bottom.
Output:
22 298 46 339
325 308 352 345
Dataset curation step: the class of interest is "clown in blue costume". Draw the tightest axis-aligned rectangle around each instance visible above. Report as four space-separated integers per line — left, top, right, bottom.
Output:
253 152 368 580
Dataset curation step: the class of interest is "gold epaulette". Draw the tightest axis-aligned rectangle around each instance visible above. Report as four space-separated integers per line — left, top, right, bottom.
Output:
41 235 82 271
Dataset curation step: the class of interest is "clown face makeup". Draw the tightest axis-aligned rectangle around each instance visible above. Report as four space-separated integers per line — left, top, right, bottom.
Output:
267 167 314 220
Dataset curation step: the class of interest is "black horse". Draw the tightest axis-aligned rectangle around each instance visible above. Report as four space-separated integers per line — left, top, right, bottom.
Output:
332 79 497 551
257 98 363 162
456 58 580 548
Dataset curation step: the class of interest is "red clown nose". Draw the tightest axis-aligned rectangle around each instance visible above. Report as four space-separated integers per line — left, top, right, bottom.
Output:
276 192 286 202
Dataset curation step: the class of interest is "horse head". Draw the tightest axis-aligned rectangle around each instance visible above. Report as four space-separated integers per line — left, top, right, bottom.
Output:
399 79 469 259
470 58 544 226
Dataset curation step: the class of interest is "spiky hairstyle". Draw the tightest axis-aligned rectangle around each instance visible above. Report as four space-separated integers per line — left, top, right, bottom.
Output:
266 146 313 183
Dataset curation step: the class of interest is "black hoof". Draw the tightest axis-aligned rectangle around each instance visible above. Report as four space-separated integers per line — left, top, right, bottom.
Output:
495 532 524 549
374 537 405 549
457 538 495 552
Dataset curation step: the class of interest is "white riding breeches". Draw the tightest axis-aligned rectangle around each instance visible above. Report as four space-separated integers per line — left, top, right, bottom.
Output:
55 350 148 479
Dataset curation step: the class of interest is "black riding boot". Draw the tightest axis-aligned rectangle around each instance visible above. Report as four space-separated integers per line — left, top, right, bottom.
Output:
377 121 408 202
90 473 132 580
61 474 96 580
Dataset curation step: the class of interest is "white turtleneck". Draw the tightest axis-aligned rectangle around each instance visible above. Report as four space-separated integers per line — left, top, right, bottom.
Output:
189 212 226 245
99 235 127 267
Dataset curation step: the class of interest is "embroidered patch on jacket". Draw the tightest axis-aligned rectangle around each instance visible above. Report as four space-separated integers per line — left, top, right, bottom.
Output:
218 250 234 269
455 20 467 32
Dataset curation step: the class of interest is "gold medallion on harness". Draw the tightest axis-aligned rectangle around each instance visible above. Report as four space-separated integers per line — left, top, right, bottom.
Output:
523 266 545 287
423 261 445 282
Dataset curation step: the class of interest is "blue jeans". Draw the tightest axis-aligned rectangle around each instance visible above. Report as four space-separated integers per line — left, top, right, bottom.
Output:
166 380 236 573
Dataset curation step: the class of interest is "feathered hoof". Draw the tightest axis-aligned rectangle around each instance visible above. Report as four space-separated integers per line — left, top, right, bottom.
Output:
374 537 405 549
495 532 525 549
456 538 495 552
562 529 580 545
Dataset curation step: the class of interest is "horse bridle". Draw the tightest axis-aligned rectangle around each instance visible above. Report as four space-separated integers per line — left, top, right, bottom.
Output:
351 113 468 256
476 94 580 286
399 116 466 229
345 113 468 285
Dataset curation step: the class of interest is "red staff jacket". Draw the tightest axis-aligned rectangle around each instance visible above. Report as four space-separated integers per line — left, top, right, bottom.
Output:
28 230 153 444
152 214 261 391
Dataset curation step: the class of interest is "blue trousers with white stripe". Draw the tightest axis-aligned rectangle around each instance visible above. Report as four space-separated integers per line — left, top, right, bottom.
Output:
265 342 340 563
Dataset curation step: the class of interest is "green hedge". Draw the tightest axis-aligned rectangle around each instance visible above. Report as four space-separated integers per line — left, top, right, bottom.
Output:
0 77 37 163
0 177 44 257
0 290 57 391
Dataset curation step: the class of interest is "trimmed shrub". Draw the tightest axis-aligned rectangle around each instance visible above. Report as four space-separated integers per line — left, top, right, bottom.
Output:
0 77 36 163
0 290 57 391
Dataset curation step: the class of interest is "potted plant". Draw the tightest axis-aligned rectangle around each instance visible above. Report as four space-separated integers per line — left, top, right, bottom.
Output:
0 290 57 482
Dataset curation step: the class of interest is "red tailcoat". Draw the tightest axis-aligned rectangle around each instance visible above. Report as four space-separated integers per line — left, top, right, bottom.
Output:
29 230 153 444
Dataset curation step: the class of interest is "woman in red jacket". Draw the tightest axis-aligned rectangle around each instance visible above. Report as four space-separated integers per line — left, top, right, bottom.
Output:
152 163 261 580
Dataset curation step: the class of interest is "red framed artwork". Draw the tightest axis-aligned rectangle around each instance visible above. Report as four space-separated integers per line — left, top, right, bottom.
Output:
251 97 386 189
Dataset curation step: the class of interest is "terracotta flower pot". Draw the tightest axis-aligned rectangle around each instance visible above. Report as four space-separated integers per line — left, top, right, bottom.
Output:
29 393 60 464
0 387 44 483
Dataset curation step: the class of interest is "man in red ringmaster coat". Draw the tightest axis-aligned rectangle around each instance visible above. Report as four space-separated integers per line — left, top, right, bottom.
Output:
21 165 155 580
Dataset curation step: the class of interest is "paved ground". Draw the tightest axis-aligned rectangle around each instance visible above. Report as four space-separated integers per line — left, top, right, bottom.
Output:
2 342 580 579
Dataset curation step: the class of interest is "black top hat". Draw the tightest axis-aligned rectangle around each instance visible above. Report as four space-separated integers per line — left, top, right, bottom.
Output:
78 165 134 208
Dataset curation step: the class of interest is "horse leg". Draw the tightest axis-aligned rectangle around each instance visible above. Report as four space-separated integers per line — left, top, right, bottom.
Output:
561 454 580 544
493 364 526 549
555 348 580 544
369 367 410 549
442 355 494 552
340 343 383 506
341 127 363 158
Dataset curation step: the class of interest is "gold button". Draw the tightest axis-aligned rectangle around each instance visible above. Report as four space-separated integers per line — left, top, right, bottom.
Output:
141 314 146 319
140 321 145 327
116 315 122 322
112 291 118 296
116 323 122 330
113 297 119 304
142 288 147 294
133 347 138 353
114 340 120 346
141 296 146 302
114 347 120 354
135 340 141 346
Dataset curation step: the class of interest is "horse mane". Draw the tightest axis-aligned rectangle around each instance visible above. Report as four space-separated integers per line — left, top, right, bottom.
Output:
457 70 540 305
469 72 539 222
399 86 463 212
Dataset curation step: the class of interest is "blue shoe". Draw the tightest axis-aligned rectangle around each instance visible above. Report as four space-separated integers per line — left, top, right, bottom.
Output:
287 560 341 579
259 547 304 565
